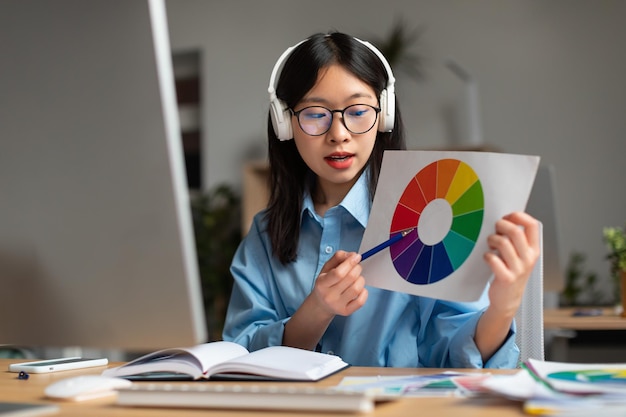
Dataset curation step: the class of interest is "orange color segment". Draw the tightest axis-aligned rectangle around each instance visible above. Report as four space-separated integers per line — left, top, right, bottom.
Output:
436 159 461 199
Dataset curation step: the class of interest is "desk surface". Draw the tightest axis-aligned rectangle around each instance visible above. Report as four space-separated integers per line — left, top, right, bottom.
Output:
0 359 524 417
544 307 626 330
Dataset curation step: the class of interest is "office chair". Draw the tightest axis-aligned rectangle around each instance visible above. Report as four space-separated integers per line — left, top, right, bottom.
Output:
514 222 545 366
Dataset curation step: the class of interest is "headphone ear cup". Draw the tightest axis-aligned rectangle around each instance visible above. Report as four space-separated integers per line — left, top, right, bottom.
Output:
377 89 395 133
270 98 293 140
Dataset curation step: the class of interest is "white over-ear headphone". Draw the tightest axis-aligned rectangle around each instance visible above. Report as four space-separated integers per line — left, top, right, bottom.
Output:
268 37 396 141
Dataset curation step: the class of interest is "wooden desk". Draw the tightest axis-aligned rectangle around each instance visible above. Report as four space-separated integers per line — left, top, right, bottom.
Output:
544 307 626 362
544 307 626 331
1 359 523 416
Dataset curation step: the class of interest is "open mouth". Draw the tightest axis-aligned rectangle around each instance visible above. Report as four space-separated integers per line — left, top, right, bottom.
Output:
326 154 352 162
324 153 355 169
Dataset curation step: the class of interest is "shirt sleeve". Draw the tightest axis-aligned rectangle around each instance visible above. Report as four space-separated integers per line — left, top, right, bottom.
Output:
221 214 288 352
444 308 519 369
417 288 520 369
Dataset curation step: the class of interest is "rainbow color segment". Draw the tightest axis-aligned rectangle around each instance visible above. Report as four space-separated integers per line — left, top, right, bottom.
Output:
389 159 484 285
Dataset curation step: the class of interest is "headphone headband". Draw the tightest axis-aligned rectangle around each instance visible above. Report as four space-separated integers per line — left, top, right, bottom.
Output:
267 39 306 106
268 36 396 141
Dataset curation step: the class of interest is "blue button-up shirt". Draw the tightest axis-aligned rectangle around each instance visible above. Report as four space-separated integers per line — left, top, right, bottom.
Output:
223 171 519 368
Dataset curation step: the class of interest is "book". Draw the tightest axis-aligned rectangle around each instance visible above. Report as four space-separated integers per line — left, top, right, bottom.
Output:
116 383 376 413
102 341 349 381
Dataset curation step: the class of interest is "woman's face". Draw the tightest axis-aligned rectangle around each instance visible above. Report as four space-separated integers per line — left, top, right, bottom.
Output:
292 64 379 201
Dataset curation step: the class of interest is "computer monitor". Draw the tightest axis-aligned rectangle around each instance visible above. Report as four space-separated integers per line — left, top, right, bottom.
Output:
0 0 207 351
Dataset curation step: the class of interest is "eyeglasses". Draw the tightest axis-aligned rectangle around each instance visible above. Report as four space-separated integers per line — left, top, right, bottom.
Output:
290 104 381 136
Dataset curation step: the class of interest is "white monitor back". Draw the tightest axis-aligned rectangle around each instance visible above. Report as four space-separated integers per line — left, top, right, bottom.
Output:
0 0 207 351
526 164 564 293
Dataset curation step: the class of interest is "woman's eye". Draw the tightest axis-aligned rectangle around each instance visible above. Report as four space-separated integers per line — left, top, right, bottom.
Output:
348 108 368 117
303 109 328 120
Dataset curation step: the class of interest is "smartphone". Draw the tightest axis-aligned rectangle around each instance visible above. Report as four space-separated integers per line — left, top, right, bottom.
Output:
8 357 109 373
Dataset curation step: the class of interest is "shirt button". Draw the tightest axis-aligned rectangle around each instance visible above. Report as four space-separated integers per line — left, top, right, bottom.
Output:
324 246 333 254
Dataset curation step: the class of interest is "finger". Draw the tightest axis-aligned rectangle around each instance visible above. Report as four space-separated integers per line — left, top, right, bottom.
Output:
503 212 540 252
317 252 361 291
494 218 526 257
487 233 514 257
332 259 363 294
317 251 353 286
344 287 369 315
319 250 352 275
340 274 366 301
496 214 540 264
329 252 361 281
315 264 365 315
484 251 510 279
486 234 521 277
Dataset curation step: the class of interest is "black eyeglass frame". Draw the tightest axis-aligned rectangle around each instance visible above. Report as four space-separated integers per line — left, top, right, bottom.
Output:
290 104 381 136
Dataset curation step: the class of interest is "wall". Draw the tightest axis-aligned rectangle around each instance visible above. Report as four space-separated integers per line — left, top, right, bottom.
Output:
166 0 626 298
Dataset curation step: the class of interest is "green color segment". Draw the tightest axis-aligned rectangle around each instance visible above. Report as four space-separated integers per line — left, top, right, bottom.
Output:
451 181 483 216
450 210 483 242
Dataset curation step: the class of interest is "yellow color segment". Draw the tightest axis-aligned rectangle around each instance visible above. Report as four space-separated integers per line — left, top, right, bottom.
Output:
445 162 479 205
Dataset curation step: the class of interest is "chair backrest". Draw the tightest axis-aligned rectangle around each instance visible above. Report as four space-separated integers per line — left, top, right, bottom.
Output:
514 221 545 366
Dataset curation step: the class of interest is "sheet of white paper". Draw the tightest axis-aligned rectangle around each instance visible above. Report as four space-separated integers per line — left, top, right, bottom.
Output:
359 150 540 302
480 370 546 400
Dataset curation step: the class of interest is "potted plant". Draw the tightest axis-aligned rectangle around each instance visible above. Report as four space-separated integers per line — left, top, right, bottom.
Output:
560 252 601 307
369 17 424 82
603 224 626 316
191 184 242 340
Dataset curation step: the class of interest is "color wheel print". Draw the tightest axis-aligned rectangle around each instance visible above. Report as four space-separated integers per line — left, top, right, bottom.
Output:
548 369 626 385
389 159 484 285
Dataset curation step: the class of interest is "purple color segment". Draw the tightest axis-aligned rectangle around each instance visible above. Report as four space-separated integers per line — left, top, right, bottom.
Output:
407 244 432 285
391 235 424 278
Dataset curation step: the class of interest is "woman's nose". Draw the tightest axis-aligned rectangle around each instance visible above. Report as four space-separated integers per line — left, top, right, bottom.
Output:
326 115 350 143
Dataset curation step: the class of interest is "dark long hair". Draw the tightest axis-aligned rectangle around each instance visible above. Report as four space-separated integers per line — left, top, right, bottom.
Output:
266 32 406 264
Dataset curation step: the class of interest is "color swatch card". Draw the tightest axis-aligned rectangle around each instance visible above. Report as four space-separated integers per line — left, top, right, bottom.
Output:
359 150 540 302
524 358 626 395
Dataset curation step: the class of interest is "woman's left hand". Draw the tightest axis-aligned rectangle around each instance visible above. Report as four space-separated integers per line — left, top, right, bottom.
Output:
483 211 540 319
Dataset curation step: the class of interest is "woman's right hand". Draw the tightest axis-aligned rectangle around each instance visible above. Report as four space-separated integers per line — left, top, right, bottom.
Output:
311 250 368 317
283 250 368 350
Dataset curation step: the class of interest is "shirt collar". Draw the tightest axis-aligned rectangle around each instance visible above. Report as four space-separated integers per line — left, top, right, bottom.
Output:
301 169 371 228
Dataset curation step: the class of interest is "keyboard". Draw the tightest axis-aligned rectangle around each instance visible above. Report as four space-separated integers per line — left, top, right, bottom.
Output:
116 383 379 413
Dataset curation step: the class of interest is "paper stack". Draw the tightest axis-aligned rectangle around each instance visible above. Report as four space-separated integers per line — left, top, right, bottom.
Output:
481 359 626 415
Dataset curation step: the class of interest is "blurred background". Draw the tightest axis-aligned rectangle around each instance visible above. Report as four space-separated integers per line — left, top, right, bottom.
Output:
167 0 626 308
2 0 624 362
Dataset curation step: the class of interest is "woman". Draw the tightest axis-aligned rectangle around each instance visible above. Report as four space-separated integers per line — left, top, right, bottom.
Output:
222 32 539 368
